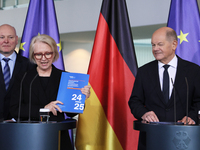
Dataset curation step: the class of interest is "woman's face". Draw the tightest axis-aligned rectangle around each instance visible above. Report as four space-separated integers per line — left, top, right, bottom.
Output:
33 42 55 72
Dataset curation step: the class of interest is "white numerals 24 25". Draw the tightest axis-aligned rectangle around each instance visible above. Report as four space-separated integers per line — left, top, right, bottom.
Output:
72 94 82 101
72 94 84 110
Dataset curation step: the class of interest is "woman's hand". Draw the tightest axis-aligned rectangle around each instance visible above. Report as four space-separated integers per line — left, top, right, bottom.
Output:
81 85 91 99
44 100 63 116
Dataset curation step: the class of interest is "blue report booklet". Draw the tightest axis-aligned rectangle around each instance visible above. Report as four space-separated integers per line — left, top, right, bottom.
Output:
56 72 89 113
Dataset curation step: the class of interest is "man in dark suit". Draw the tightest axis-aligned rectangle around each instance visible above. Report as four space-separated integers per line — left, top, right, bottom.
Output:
128 27 200 150
0 24 33 120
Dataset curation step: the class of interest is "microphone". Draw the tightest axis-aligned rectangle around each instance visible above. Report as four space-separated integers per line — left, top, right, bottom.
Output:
28 73 38 123
17 72 27 123
171 78 176 125
185 77 189 125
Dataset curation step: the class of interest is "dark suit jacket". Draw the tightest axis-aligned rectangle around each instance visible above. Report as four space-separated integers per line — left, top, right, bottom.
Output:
0 52 33 120
129 56 200 123
10 65 76 122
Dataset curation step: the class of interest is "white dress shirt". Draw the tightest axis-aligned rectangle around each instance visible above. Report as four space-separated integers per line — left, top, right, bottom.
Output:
158 55 178 99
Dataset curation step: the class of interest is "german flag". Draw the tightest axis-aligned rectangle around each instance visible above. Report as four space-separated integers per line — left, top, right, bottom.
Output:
75 0 138 149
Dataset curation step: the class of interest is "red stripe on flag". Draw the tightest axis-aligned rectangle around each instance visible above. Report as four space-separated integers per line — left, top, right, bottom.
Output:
88 13 138 150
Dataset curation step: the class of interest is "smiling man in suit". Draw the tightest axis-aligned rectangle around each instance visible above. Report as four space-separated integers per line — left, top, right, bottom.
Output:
128 27 200 150
0 24 33 120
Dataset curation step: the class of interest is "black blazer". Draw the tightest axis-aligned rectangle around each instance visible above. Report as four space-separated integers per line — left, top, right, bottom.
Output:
10 65 76 122
129 56 200 123
0 52 33 120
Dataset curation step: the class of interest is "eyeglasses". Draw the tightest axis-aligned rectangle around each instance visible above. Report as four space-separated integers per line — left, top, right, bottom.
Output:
34 52 53 60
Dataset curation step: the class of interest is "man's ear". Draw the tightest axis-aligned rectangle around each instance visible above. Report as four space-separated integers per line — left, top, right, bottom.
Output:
172 40 178 51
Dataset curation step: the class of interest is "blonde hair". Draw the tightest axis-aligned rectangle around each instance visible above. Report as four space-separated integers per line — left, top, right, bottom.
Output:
29 34 59 63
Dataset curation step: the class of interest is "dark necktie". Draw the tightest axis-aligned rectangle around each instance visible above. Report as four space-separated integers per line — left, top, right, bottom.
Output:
3 58 10 90
163 65 170 103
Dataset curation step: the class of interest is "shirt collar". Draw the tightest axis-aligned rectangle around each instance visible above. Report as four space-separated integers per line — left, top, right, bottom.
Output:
158 55 178 69
0 51 17 61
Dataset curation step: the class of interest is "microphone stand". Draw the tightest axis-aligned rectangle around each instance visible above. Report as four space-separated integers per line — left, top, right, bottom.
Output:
171 78 176 125
185 77 189 125
17 72 27 123
28 74 38 123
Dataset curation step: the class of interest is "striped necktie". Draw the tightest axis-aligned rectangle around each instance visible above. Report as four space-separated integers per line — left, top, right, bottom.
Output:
3 58 10 90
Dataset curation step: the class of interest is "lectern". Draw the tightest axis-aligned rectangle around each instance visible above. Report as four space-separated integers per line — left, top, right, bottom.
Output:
0 119 76 150
134 120 200 150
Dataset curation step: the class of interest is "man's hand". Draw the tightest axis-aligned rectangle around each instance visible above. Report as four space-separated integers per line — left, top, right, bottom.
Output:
177 116 195 125
141 111 159 122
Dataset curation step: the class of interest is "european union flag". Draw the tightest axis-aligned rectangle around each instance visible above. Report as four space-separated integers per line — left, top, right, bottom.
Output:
19 0 64 70
167 0 200 66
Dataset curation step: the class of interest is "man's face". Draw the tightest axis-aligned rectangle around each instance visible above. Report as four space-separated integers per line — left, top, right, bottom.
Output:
0 25 18 57
151 30 177 64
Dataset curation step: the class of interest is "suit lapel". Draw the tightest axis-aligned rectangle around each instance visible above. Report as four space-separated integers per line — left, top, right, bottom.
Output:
7 54 22 92
174 58 187 89
0 62 6 93
168 57 187 106
149 61 166 104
